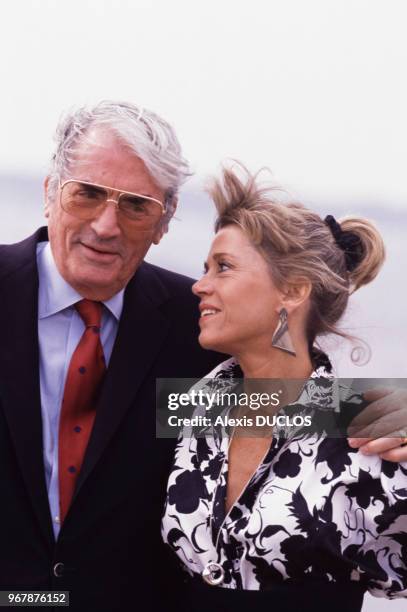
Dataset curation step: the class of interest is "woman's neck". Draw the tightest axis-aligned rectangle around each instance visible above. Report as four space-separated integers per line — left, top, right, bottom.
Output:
237 343 314 380
233 343 314 429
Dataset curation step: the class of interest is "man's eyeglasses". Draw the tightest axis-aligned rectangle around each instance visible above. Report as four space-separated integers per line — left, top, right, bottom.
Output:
59 179 166 227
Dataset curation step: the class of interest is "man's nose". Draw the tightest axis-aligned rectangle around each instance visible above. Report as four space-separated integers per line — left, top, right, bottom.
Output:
90 200 121 238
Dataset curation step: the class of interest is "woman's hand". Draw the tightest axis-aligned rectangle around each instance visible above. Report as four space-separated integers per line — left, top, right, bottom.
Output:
347 387 407 462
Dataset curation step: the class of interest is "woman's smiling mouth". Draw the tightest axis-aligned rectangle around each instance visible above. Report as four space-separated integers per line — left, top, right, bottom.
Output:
199 304 221 320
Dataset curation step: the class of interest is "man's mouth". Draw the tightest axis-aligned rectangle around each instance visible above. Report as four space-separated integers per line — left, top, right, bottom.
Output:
80 243 120 261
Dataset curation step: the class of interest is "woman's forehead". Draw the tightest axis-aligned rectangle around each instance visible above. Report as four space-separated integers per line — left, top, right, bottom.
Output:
211 225 252 251
208 226 268 270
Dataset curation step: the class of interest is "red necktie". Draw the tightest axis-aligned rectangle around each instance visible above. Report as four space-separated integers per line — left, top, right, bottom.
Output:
58 299 106 523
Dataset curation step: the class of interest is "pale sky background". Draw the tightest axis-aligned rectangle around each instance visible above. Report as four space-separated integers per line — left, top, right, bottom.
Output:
0 3 406 607
1 0 407 205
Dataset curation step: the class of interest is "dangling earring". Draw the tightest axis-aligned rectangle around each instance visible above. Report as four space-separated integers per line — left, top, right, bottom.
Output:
271 308 296 356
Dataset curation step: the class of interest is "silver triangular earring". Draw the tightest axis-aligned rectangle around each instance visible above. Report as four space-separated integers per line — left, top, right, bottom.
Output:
271 308 296 356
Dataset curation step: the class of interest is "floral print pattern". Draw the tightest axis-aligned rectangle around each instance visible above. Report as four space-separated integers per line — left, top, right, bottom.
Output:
162 356 407 599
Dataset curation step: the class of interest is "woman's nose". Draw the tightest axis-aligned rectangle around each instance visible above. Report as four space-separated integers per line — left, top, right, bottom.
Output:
192 274 212 296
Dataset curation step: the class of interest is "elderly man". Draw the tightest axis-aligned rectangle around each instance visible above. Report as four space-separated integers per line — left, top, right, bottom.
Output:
0 101 222 611
0 101 405 611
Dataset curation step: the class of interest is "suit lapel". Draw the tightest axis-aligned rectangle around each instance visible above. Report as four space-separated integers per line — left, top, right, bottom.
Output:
74 262 171 495
0 232 172 537
0 228 54 549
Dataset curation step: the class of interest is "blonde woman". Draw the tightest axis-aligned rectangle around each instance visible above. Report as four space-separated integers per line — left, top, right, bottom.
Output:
162 166 407 612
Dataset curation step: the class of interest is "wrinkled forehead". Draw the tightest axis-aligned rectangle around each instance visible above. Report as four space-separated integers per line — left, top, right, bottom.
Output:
64 127 162 196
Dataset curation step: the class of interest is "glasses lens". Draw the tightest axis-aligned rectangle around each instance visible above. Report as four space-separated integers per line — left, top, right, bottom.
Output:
118 194 163 225
61 181 107 219
60 181 164 226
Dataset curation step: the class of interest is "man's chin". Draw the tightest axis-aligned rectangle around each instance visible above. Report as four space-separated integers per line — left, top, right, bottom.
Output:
68 271 124 301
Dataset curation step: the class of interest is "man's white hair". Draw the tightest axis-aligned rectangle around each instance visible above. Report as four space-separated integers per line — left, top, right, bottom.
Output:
48 100 191 231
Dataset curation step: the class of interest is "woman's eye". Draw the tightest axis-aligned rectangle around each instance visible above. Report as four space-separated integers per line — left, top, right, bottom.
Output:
218 262 230 272
201 261 231 274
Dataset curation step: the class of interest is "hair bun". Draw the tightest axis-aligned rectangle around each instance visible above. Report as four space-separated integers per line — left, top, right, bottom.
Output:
324 215 364 272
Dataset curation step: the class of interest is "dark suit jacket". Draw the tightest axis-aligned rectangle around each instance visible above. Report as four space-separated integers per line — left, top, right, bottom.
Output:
0 227 224 611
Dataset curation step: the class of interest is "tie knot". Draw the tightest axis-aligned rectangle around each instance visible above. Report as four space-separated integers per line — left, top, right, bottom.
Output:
75 299 102 328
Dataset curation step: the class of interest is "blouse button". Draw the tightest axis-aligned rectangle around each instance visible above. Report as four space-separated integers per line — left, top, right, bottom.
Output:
202 562 225 586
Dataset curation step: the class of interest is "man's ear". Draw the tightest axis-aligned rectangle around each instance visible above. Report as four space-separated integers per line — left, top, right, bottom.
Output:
152 227 165 245
152 196 178 245
44 176 51 218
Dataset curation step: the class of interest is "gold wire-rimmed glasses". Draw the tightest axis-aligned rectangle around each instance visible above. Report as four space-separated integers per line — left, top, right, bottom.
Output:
59 179 166 227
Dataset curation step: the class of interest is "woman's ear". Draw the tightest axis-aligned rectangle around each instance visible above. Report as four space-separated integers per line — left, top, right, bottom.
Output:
280 281 312 314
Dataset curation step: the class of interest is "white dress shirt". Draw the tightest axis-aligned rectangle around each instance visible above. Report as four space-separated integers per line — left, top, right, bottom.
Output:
36 241 124 539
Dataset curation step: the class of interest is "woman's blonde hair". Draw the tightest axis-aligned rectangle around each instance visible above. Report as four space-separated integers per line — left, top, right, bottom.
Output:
208 163 385 357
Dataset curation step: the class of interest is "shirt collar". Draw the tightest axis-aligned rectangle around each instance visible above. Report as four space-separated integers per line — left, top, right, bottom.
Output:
37 241 124 321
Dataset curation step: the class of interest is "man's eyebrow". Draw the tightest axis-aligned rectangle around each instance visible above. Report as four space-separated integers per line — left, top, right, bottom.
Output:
77 181 154 197
120 189 155 198
76 181 105 192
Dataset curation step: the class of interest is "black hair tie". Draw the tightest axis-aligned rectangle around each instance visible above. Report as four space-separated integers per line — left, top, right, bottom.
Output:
324 215 364 272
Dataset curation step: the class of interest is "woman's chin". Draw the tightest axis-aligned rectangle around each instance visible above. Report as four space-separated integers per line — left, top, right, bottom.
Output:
198 332 230 354
198 333 216 350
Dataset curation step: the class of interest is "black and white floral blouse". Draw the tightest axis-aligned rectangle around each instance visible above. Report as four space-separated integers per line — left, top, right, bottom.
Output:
161 356 407 599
